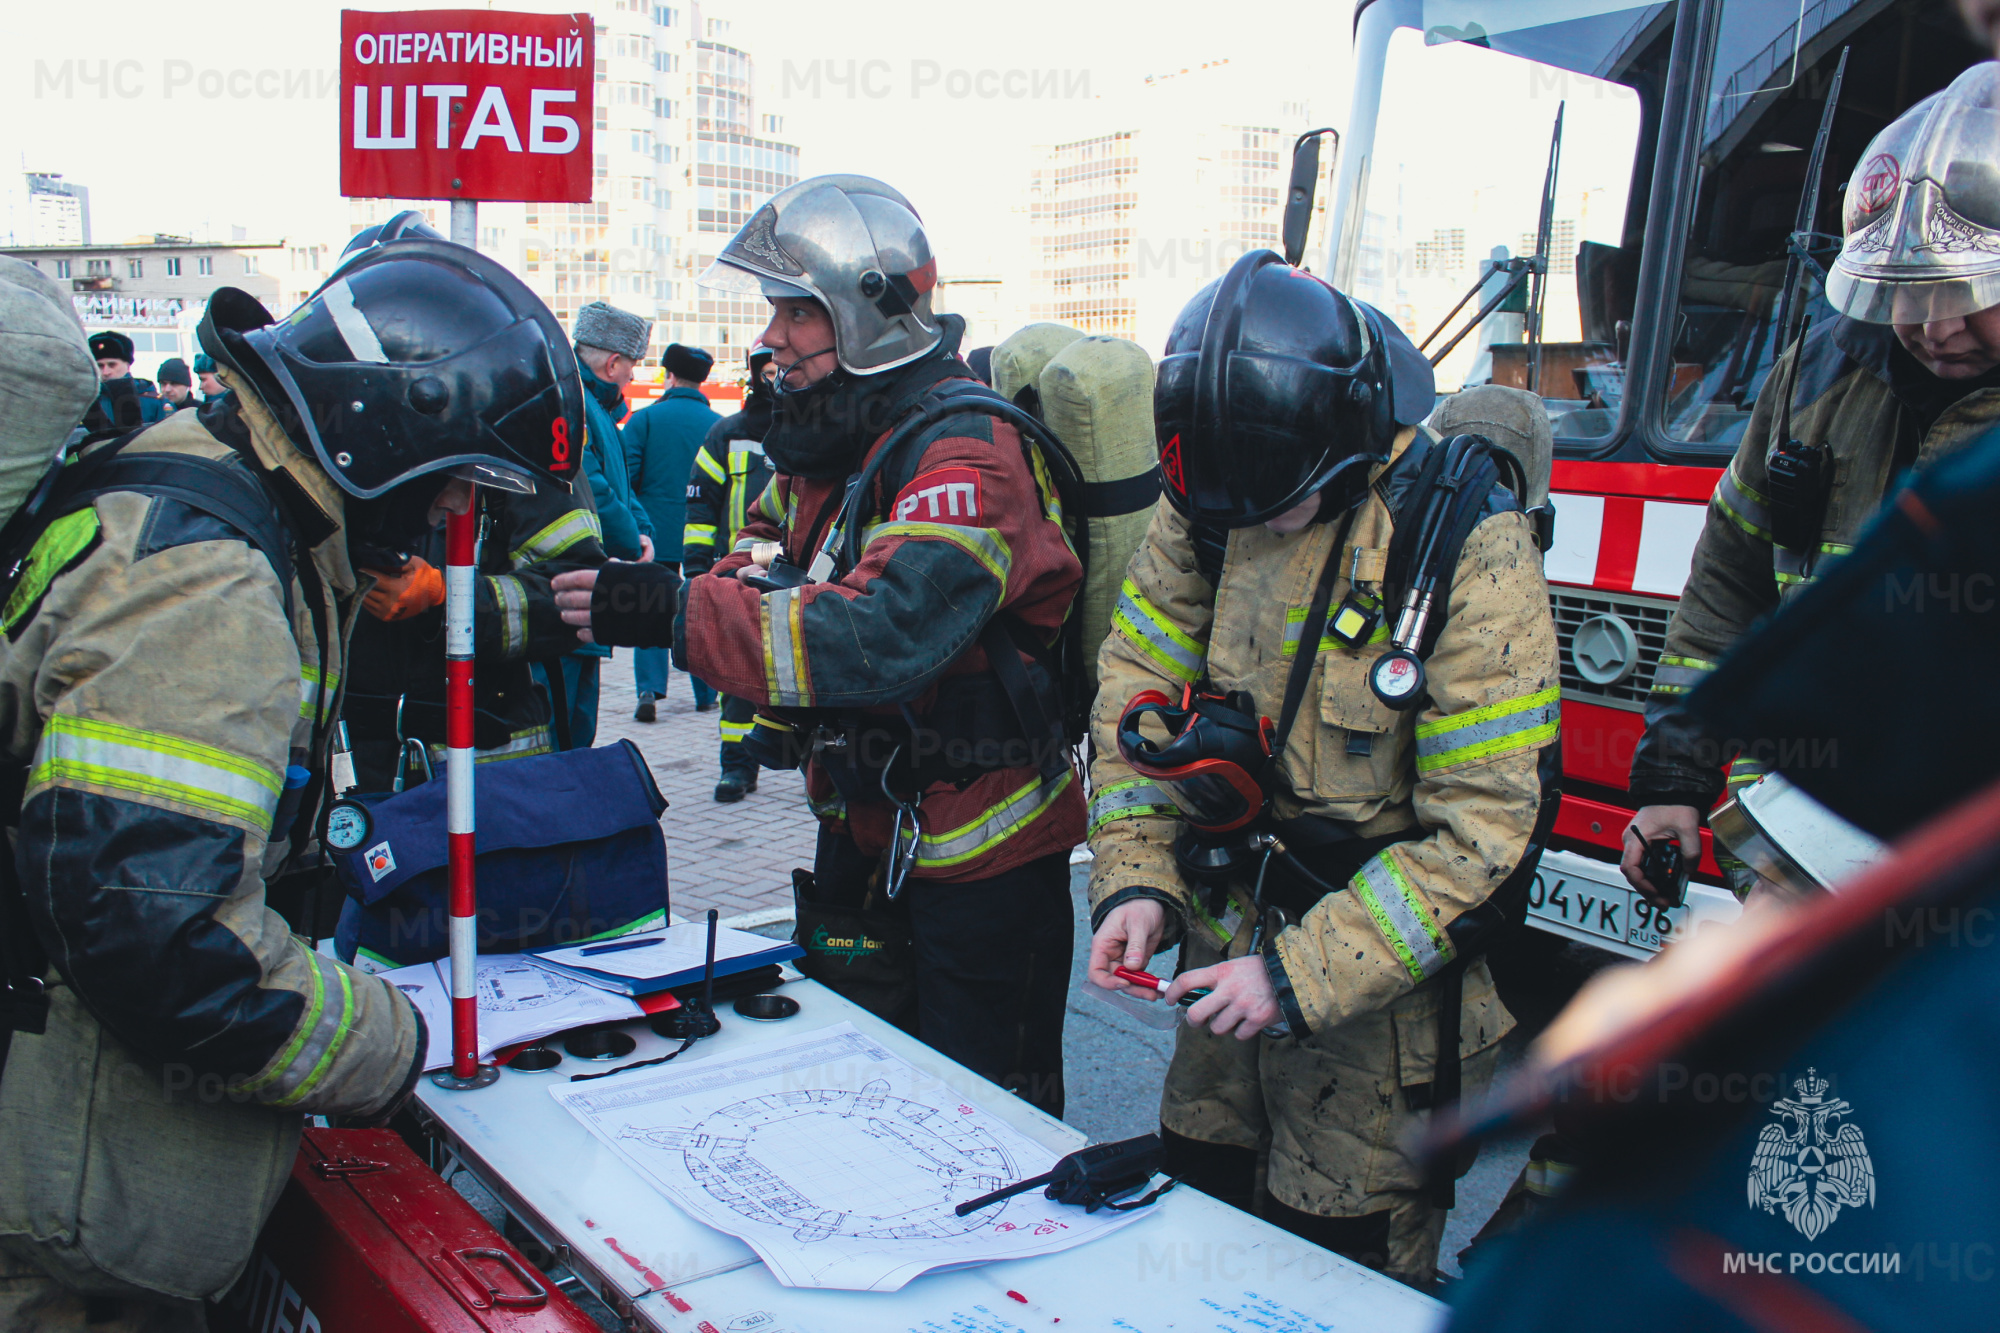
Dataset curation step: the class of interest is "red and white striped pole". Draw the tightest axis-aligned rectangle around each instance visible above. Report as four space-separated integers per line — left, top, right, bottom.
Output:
444 502 483 1082
434 196 496 1089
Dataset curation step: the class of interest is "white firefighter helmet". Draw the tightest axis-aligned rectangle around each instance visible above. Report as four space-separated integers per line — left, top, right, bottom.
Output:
698 175 942 376
1826 62 2000 325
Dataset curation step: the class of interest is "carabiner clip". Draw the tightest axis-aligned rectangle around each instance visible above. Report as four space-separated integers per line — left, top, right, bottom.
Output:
880 745 923 900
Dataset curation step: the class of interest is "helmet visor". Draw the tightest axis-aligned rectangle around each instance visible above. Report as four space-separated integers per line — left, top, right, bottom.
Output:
1158 351 1385 527
698 257 814 300
447 460 536 494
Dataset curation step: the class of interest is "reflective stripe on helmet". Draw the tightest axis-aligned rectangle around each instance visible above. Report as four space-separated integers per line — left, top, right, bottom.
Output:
321 279 387 364
1414 685 1559 775
1352 851 1453 983
1112 577 1205 683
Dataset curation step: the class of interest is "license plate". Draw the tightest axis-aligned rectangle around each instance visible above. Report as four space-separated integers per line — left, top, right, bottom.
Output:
1524 848 1738 959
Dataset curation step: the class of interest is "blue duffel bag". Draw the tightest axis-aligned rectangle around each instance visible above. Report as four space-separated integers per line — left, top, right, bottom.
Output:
333 740 670 969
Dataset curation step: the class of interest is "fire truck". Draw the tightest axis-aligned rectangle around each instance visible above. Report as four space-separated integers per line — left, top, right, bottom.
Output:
1323 0 1985 959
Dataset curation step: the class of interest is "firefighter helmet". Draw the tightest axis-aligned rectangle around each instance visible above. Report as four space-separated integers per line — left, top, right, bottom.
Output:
1827 62 2000 325
698 175 942 376
1154 249 1433 529
197 238 584 501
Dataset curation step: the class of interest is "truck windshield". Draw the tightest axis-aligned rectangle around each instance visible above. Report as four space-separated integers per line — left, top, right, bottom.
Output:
1336 0 1674 445
1662 0 1987 450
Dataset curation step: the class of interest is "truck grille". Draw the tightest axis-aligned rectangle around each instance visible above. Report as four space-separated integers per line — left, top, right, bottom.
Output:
1551 588 1678 711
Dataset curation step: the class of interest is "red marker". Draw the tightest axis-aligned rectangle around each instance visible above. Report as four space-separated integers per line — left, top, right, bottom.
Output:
1113 966 1211 1006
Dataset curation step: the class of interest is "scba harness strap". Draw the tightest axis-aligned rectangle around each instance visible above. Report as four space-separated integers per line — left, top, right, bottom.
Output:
756 386 1097 798
1169 431 1557 1205
0 429 305 1069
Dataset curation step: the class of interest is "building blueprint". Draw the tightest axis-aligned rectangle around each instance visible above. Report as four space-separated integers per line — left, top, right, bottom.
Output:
549 1023 1147 1291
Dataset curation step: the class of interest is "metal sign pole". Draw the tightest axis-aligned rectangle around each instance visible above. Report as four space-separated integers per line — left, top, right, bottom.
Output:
433 196 497 1090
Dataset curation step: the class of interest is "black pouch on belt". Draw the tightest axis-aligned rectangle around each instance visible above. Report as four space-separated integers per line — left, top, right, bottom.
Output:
790 867 917 1031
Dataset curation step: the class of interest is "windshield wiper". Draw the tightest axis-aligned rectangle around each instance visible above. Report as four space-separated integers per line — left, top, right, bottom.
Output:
1419 102 1566 376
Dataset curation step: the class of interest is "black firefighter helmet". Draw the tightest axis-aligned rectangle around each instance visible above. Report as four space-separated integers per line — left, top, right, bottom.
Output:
1155 249 1433 529
197 232 584 511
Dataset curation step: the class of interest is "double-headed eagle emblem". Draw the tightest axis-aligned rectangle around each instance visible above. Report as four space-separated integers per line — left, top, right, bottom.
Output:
1747 1069 1875 1241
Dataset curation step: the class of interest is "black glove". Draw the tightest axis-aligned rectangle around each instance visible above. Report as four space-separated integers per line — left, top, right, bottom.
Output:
589 562 681 648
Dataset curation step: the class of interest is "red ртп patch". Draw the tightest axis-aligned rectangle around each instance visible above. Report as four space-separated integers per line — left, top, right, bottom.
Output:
893 467 984 524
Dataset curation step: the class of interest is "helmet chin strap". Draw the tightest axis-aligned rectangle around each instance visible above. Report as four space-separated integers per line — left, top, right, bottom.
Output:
769 345 841 398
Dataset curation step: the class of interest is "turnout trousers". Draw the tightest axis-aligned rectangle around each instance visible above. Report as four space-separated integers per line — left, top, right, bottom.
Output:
805 826 1072 1117
1161 927 1509 1290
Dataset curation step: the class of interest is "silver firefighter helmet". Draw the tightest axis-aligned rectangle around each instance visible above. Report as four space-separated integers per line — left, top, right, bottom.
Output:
698 175 942 375
1827 62 2000 325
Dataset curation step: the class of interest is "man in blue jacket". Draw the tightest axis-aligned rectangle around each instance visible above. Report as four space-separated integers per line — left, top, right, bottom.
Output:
622 342 721 721
546 301 655 748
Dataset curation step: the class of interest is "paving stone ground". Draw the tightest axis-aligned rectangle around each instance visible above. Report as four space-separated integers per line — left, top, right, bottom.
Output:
592 650 815 924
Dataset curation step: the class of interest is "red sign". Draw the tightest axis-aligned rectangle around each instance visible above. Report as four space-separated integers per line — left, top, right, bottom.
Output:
339 9 593 203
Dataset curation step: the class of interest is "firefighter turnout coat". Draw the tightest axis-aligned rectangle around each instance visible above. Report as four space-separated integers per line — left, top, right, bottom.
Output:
1086 426 1557 1228
0 399 423 1302
343 482 605 787
683 382 1087 882
1632 317 2000 813
682 411 774 582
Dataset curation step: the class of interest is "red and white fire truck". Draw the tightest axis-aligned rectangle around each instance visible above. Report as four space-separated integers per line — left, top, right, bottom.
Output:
1324 0 1985 958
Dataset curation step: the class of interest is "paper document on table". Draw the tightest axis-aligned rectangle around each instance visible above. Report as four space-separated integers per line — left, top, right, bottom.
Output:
529 921 797 983
549 1022 1149 1291
383 955 643 1070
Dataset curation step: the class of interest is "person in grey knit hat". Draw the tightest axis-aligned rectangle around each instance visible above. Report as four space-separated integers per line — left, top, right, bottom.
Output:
539 301 657 752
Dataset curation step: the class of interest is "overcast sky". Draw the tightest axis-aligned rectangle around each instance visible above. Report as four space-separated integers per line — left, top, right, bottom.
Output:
1 0 1353 272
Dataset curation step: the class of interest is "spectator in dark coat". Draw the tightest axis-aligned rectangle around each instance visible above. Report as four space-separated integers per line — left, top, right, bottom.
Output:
621 342 721 720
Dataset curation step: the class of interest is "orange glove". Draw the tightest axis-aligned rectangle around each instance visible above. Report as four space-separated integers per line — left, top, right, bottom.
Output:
361 556 446 622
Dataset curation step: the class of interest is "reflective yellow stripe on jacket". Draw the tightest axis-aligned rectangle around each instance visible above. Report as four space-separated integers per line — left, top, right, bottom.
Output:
1413 686 1559 776
1714 461 1775 543
1112 577 1204 683
487 574 528 658
694 447 727 484
1087 777 1177 837
237 952 355 1107
868 521 1013 584
299 663 341 722
509 509 602 566
915 769 1074 869
762 587 813 707
683 521 719 551
1352 851 1454 983
1648 653 1716 699
32 713 282 830
1281 602 1390 654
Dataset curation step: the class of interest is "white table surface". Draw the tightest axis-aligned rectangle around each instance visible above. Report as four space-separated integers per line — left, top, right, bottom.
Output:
416 978 1446 1333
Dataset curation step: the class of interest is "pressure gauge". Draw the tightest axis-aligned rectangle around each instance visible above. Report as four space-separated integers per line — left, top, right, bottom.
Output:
325 798 375 854
1369 649 1427 710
